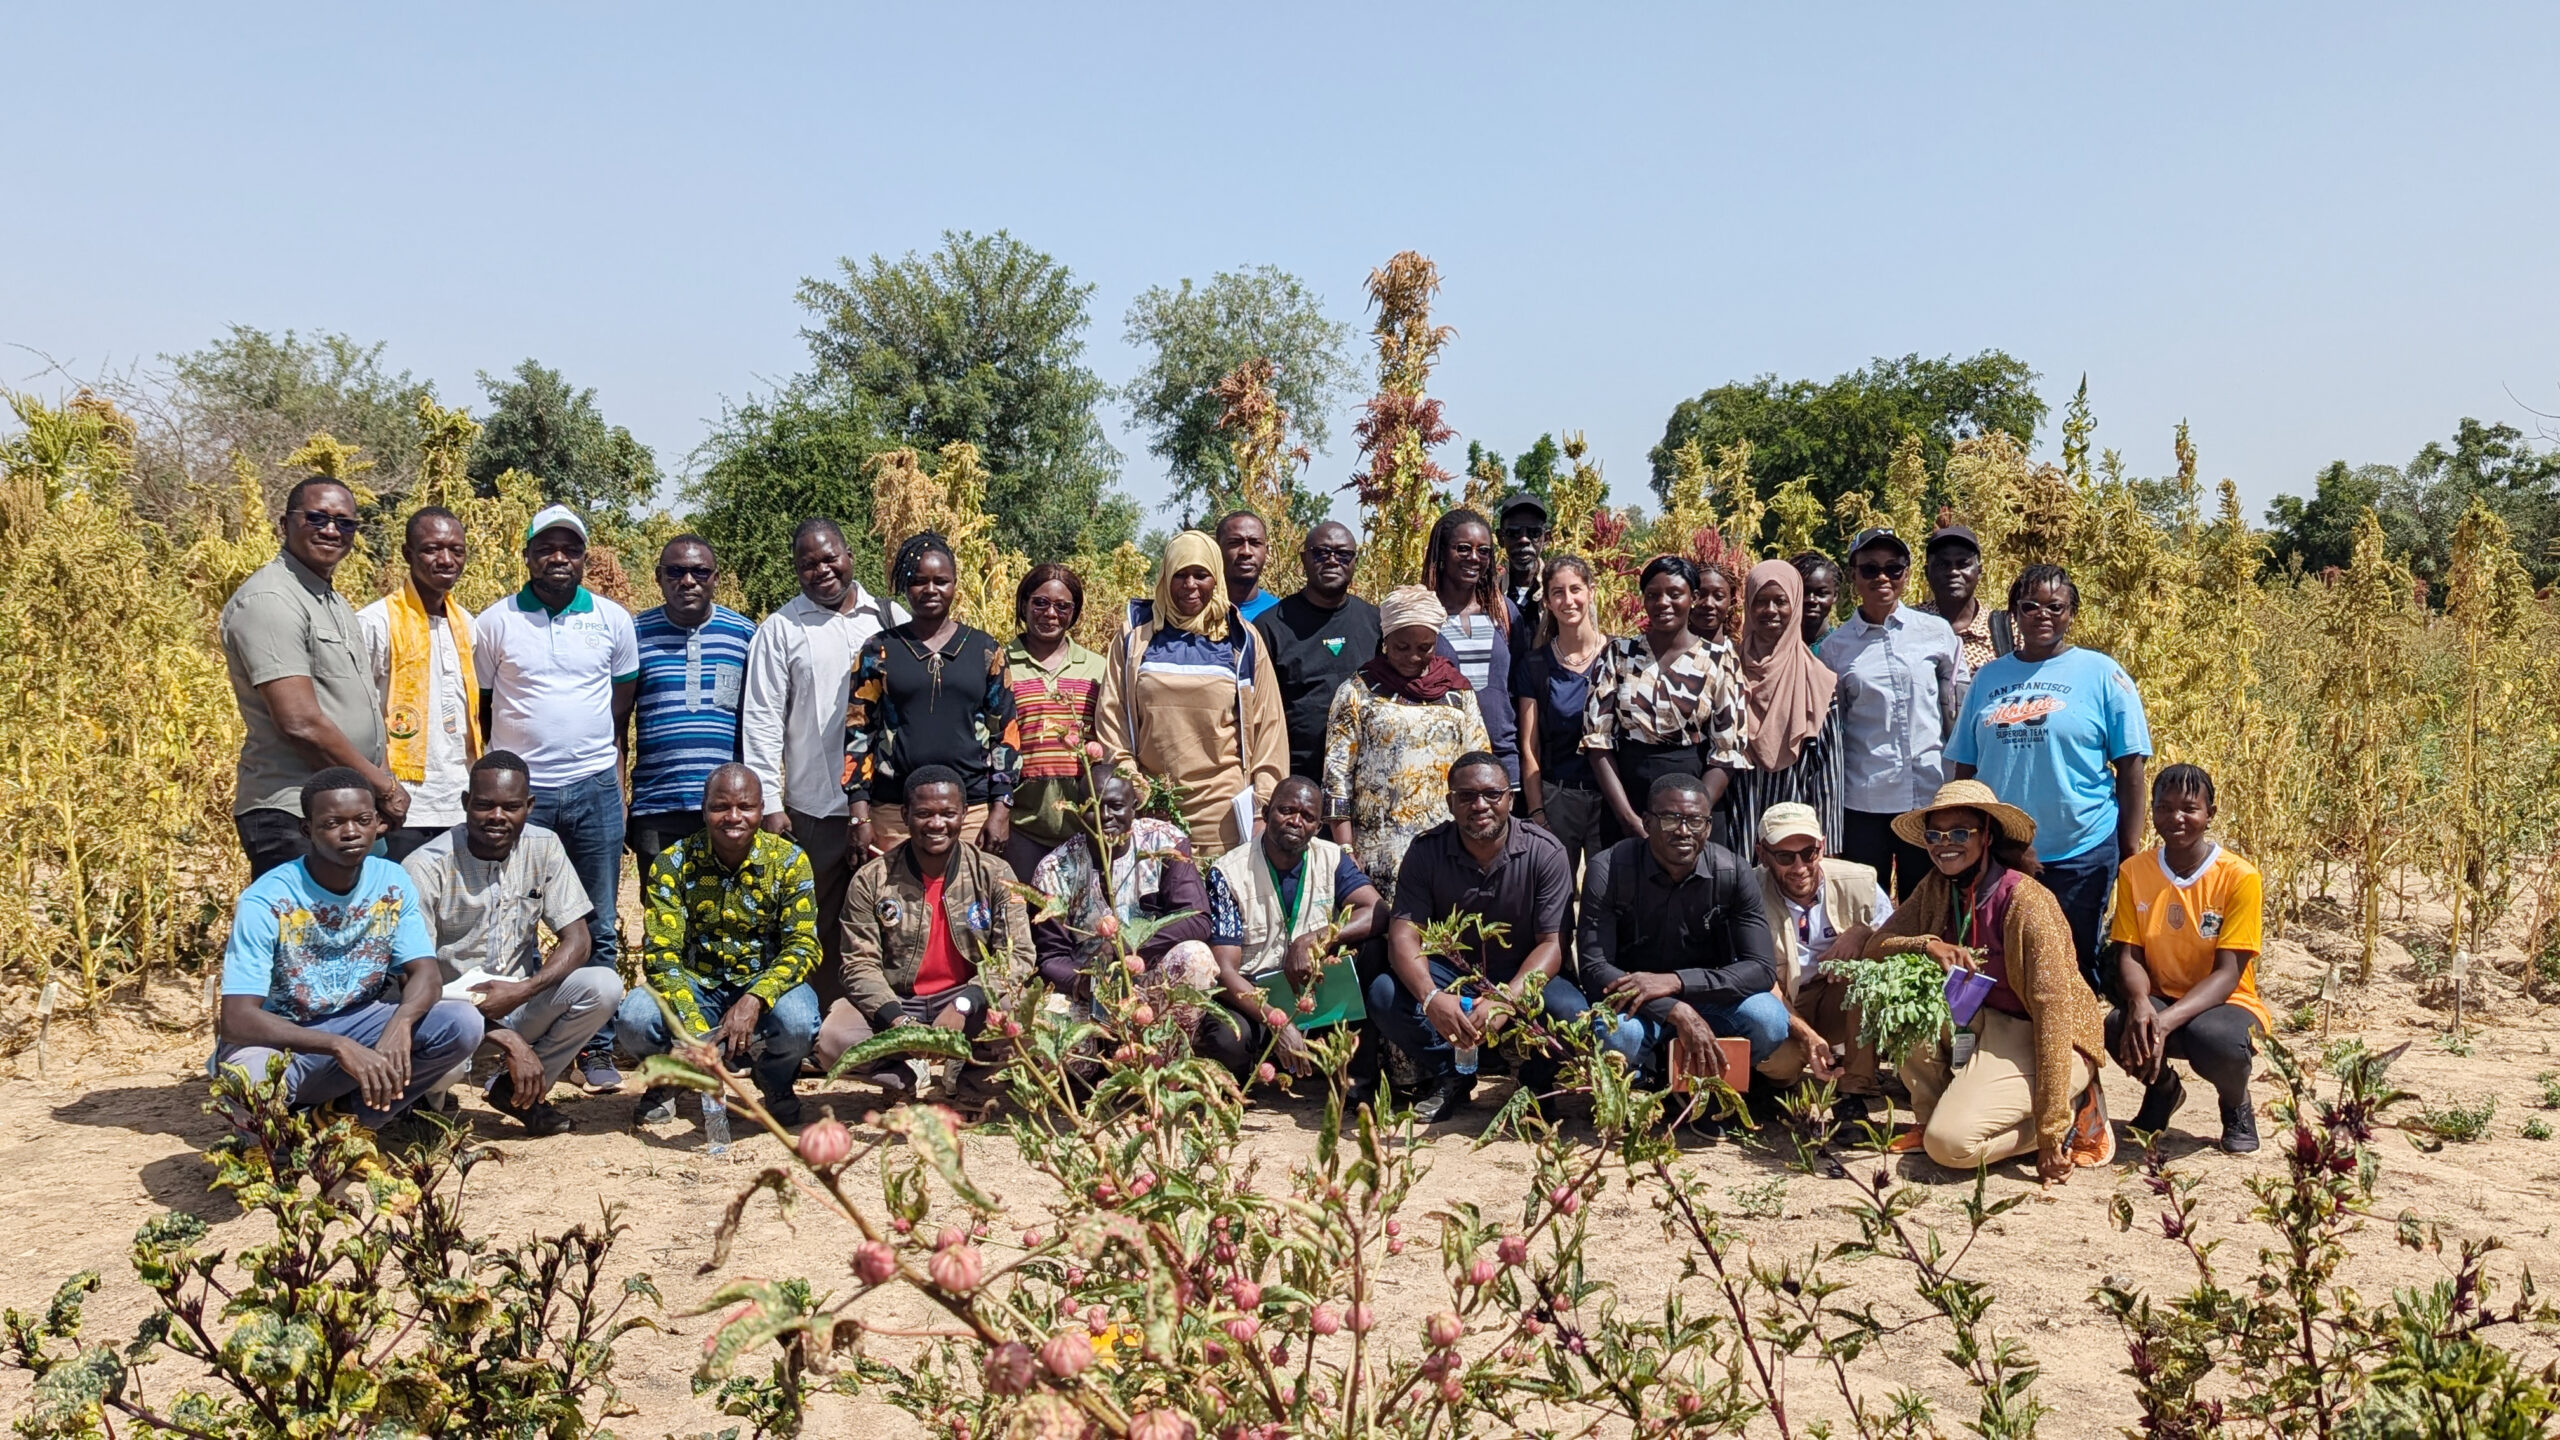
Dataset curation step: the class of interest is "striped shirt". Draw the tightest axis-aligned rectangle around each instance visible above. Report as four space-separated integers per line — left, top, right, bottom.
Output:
629 605 755 817
1006 638 1106 848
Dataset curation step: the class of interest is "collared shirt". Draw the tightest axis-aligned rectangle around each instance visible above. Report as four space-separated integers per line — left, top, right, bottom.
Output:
471 586 640 788
220 552 385 815
1577 838 1775 1022
1818 605 1962 814
630 604 756 817
1005 638 1107 848
639 829 820 1035
358 595 476 828
740 586 907 819
1388 820 1574 984
400 822 592 982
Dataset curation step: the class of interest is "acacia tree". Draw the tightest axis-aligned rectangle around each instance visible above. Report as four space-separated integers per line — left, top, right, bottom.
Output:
470 359 660 527
1121 266 1353 526
1347 252 1455 593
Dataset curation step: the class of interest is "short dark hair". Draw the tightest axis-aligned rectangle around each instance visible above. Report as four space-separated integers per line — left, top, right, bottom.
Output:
470 749 530 780
1639 554 1701 593
282 475 352 515
1448 751 1505 786
1647 772 1711 808
1015 563 1084 626
658 532 714 564
404 505 461 548
2153 762 2216 808
1271 774 1323 810
300 766 373 815
902 765 967 803
701 762 762 806
791 516 845 551
1214 510 1265 540
2008 563 2080 612
1790 550 1840 586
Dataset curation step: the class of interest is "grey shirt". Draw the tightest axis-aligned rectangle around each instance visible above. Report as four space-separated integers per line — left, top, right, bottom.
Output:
400 823 593 982
220 552 386 815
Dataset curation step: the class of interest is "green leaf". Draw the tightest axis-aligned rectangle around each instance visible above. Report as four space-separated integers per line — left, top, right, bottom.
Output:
689 1278 813 1381
826 1023 975 1079
639 1052 723 1093
879 1104 1001 1212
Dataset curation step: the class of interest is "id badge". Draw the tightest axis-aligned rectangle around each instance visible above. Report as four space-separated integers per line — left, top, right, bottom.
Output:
1949 1029 1979 1069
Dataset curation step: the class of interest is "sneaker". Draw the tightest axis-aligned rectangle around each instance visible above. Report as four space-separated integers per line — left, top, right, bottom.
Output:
1830 1093 1873 1128
579 1054 624 1092
2219 1100 2260 1154
2067 1083 2117 1168
1411 1076 1475 1124
1886 1125 1927 1154
635 1087 679 1125
2130 1071 2187 1135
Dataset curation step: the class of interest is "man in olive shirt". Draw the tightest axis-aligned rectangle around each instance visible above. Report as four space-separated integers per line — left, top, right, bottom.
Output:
1254 522 1381 782
220 475 402 878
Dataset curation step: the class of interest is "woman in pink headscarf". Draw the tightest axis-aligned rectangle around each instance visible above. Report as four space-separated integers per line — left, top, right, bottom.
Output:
1720 560 1844 853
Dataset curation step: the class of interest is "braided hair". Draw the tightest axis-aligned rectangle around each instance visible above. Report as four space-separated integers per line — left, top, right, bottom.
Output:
892 531 956 593
1420 508 1509 635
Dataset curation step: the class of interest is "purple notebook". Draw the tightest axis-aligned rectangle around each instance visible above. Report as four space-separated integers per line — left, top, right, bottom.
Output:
1945 968 1996 1026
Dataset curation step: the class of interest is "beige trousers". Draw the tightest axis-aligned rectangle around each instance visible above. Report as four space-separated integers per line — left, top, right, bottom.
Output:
1756 973 1881 1094
1898 1007 2093 1170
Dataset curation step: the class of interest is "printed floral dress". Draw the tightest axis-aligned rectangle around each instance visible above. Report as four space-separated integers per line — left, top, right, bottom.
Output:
1321 676 1492 903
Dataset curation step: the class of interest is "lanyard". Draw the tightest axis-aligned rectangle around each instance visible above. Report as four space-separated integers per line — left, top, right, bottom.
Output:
1264 852 1307 936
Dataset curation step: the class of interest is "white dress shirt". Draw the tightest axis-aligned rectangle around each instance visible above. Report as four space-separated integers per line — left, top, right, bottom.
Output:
1818 604 1962 815
739 584 907 818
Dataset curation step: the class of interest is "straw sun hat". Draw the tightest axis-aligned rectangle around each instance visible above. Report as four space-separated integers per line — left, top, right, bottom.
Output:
1890 778 2037 850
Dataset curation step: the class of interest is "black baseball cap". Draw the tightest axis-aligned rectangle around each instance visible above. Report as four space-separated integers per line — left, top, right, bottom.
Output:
1846 526 1910 561
1497 490 1549 525
1925 524 1982 556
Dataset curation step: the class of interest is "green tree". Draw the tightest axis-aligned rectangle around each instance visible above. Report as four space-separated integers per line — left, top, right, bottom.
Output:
1120 265 1354 520
797 229 1133 559
1511 433 1561 499
468 359 660 527
138 326 436 515
684 380 894 613
2265 419 2560 591
2265 460 2389 575
1647 350 2046 522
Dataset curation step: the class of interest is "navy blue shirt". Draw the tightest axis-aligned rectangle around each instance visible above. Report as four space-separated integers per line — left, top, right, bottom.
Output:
1512 641 1599 790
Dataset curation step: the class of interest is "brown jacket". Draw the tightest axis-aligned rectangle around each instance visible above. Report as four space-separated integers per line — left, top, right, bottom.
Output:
841 841 1034 1030
1867 866 2105 1152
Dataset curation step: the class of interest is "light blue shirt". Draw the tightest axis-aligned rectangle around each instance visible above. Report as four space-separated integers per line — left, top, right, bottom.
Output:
219 857 436 1024
1947 645 2151 863
1817 605 1963 814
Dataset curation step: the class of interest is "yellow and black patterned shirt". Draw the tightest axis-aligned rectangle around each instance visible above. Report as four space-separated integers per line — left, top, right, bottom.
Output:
640 829 819 1035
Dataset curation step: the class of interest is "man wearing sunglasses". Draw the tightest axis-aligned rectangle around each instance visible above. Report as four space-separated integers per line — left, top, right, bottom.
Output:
1254 521 1382 782
220 475 404 878
1749 802 1893 1123
626 535 757 881
1815 527 1962 901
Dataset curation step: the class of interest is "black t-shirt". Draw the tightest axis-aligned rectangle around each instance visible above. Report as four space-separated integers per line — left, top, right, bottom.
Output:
1255 592 1382 781
875 625 1003 804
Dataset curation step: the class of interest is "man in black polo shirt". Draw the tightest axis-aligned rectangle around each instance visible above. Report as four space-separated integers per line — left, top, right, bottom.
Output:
1579 773 1788 1099
1255 521 1382 782
1366 751 1585 1121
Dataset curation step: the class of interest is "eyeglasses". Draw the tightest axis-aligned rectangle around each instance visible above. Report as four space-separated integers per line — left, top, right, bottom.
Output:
1921 827 1980 846
1025 596 1077 615
1855 562 1908 580
1647 812 1711 834
293 510 360 536
1305 545 1357 563
1449 787 1511 807
1765 843 1821 865
2013 599 2071 617
659 564 714 582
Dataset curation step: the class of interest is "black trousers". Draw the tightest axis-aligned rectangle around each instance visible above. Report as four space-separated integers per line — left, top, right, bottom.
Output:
235 808 307 880
627 809 705 882
1837 808 1930 900
2106 997 2260 1108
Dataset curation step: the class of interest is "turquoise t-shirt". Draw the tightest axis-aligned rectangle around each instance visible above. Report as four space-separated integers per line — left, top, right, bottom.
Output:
1945 646 2150 863
219 856 436 1023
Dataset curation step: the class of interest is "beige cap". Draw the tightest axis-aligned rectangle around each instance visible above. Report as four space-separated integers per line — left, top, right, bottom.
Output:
1757 802 1824 847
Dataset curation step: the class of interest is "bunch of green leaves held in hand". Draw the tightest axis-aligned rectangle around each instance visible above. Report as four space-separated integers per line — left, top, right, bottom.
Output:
1822 950 1954 1068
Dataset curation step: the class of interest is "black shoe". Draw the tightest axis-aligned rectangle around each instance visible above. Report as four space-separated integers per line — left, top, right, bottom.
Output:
1411 1076 1475 1123
636 1087 679 1125
489 1077 575 1137
1831 1094 1873 1128
2219 1100 2260 1154
2131 1072 2187 1134
763 1092 805 1129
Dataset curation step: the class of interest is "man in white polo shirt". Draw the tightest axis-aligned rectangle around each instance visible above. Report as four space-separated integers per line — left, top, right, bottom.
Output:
472 504 639 1088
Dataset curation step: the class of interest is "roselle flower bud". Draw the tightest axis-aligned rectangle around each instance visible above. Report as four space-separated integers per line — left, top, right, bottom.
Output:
983 1341 1037 1396
1675 1390 1703 1417
1131 1003 1156 1027
1309 1305 1341 1335
1021 1229 1044 1248
1039 1329 1094 1378
1128 1410 1196 1440
1346 1303 1375 1333
1201 1339 1228 1364
1256 1062 1277 1084
1386 1239 1405 1256
1425 1311 1464 1349
1230 1280 1262 1309
1094 913 1120 940
936 1226 968 1252
853 1240 898 1284
797 1111 854 1167
1123 955 1146 975
1225 1317 1259 1345
1130 1172 1157 1198
1466 1255 1497 1287
1438 1375 1464 1403
1384 1219 1402 1238
928 1243 984 1294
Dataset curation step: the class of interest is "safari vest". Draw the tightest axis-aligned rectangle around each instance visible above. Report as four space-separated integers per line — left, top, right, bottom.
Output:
1755 858 1883 999
1211 838 1344 981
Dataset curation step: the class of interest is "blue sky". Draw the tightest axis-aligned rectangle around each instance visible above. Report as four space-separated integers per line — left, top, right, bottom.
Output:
7 4 2556 528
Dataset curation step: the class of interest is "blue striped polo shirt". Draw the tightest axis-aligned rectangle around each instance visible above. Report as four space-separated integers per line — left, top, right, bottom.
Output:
629 604 756 817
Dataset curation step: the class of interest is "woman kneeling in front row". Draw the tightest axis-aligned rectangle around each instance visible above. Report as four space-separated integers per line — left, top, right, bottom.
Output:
1864 779 2112 1183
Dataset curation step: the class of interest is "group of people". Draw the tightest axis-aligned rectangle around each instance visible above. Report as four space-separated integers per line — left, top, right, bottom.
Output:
210 479 2273 1184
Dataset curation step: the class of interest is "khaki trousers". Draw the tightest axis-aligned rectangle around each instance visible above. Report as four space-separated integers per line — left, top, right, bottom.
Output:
1756 973 1881 1094
1898 1007 2093 1170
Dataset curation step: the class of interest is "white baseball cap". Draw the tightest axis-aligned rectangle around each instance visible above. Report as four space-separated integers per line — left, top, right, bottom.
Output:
524 504 588 545
1757 802 1824 847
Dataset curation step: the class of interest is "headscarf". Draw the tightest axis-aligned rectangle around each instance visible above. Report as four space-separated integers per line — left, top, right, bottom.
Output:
1737 559 1836 771
1154 530 1232 637
1362 585 1471 703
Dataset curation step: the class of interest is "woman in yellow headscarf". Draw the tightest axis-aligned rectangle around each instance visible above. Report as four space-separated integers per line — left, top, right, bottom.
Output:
1093 531 1286 860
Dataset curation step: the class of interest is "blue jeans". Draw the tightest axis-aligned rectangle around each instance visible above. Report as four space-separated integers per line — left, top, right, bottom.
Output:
213 998 485 1125
532 767 627 1050
1366 958 1592 1085
616 974 820 1104
1594 990 1792 1080
2040 837 2122 999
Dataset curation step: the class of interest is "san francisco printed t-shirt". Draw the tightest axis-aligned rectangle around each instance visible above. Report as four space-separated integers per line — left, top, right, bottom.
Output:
1945 646 2150 863
219 856 435 1023
472 586 641 788
2106 843 2270 1031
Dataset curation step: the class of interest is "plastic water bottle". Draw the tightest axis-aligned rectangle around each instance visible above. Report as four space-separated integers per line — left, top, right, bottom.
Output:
701 1092 731 1155
1453 995 1479 1077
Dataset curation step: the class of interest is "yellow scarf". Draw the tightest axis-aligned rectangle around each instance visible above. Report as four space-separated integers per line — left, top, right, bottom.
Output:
385 578 480 782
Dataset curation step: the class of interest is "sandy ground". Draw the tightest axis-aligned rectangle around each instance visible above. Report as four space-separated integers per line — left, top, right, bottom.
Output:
4 930 2557 1438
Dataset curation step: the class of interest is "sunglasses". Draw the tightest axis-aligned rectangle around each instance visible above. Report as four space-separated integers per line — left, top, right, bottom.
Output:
1449 787 1511 807
659 564 714 582
293 510 360 536
1855 562 1908 580
1305 545 1357 563
2014 598 2072 617
1921 827 1980 846
1765 843 1821 865
1025 596 1077 615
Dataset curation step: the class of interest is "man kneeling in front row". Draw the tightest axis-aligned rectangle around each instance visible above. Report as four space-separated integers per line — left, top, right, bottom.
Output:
619 764 823 1128
1579 773 1790 1112
212 768 484 1125
402 750 623 1136
1750 802 1892 1122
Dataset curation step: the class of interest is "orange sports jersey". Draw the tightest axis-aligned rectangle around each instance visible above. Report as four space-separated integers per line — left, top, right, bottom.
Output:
2106 844 2269 1031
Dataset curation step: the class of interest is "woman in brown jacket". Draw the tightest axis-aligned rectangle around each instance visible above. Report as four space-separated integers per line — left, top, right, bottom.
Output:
1865 779 2111 1183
